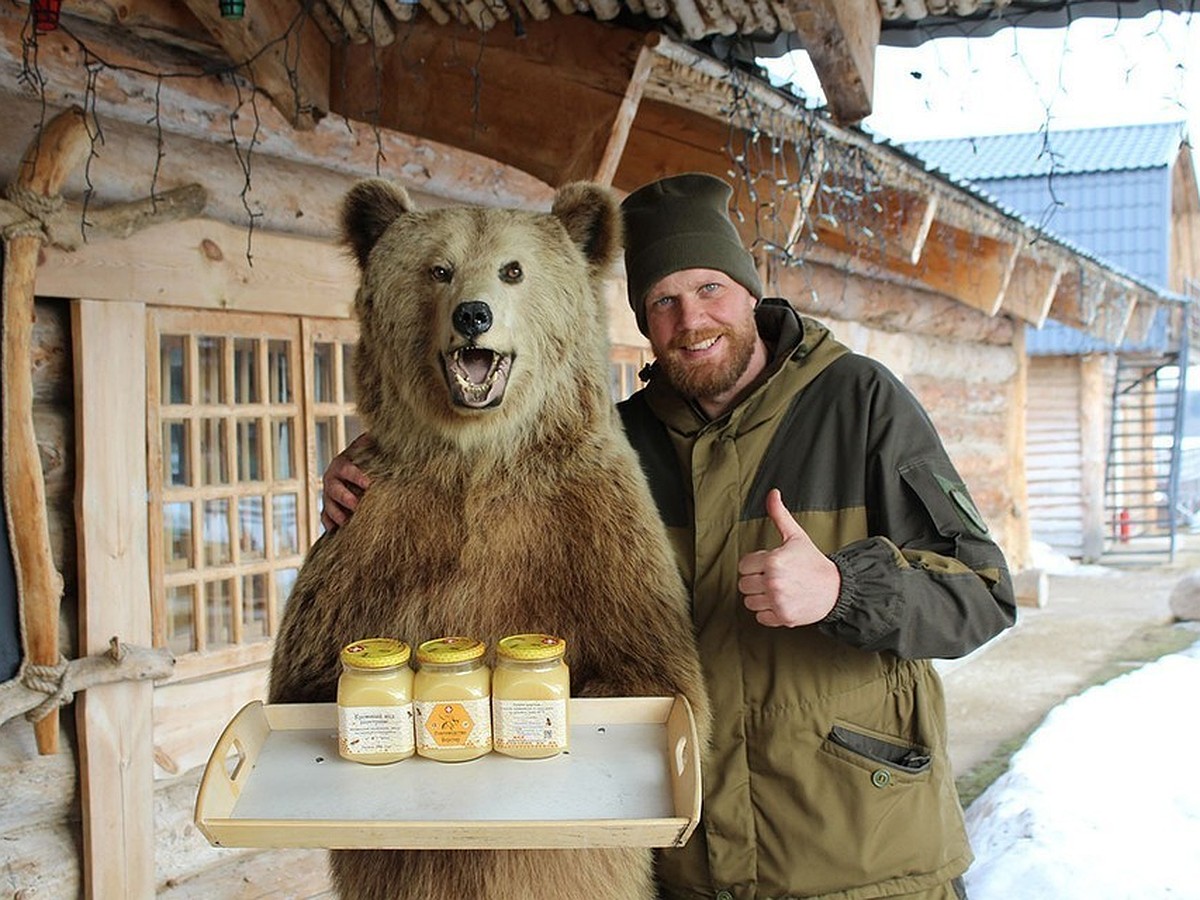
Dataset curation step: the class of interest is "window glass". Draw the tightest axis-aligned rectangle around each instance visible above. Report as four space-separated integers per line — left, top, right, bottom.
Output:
198 336 225 404
269 340 291 403
314 342 335 403
200 418 229 486
237 418 261 482
233 338 259 404
164 420 190 486
243 573 269 642
163 501 193 572
165 584 195 655
161 335 188 405
239 496 265 560
272 418 294 481
342 343 356 404
150 314 354 664
205 579 234 649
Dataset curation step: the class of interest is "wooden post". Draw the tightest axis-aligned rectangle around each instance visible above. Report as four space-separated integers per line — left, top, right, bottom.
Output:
74 299 155 899
2 105 92 754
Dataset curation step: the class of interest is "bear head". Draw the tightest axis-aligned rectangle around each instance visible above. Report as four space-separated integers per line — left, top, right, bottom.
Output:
340 180 623 459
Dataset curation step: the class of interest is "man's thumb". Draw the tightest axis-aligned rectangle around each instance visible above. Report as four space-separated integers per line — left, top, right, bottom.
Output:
766 488 804 542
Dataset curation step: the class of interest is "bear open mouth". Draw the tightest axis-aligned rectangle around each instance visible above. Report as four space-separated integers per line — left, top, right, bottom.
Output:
443 347 512 409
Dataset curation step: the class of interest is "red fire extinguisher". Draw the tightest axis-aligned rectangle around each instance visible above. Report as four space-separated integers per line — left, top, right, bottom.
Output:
1118 508 1131 543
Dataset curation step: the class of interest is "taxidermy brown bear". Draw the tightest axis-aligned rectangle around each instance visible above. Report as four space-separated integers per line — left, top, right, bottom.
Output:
267 178 709 900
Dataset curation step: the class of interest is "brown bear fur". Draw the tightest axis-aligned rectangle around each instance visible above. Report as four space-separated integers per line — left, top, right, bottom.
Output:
268 179 709 900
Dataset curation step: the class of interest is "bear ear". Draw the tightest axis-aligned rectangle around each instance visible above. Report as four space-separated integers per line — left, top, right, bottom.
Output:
551 182 623 272
340 179 415 270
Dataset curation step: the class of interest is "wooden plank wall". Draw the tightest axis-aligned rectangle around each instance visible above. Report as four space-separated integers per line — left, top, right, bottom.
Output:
1026 356 1087 559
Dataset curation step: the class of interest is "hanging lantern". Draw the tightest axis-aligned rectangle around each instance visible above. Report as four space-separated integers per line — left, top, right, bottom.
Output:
219 0 245 19
32 0 62 33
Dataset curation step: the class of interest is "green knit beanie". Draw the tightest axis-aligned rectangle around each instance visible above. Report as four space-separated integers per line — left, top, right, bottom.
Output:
621 172 763 336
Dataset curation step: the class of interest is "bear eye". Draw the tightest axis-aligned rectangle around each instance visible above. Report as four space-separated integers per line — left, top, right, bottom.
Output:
499 261 523 284
430 264 453 283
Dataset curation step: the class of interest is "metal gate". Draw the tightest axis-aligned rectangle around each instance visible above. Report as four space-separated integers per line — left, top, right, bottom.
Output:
1102 351 1187 563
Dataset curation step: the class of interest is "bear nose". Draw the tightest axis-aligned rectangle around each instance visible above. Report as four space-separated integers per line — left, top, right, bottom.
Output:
452 301 493 339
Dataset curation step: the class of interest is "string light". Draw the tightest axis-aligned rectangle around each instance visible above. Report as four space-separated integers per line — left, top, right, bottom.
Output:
32 0 62 32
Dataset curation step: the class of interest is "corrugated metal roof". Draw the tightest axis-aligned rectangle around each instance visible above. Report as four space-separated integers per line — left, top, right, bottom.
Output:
905 121 1186 180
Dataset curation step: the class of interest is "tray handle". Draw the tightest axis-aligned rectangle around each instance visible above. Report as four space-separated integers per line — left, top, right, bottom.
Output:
666 695 702 846
194 700 272 838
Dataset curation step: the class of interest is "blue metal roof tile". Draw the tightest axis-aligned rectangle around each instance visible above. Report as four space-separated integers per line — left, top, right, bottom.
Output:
906 121 1186 180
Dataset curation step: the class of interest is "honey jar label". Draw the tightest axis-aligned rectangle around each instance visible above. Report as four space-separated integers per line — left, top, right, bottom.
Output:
415 698 492 750
493 698 568 751
338 704 415 756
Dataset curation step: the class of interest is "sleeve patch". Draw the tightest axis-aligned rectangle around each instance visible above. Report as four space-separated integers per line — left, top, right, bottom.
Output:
934 472 990 538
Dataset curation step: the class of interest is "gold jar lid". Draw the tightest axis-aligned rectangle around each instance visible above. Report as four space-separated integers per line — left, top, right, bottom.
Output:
340 637 411 669
497 633 566 661
416 636 486 665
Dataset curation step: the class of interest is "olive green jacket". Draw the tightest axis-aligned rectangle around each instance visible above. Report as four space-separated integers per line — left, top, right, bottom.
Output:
618 300 1016 899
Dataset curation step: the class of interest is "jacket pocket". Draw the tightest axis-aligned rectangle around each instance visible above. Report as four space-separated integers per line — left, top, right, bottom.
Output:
827 722 932 775
899 457 991 541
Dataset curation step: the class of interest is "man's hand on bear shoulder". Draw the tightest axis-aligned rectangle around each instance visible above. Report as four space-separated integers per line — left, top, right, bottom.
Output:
320 433 374 532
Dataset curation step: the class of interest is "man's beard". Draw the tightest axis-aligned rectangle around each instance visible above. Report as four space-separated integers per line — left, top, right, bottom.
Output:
657 318 757 402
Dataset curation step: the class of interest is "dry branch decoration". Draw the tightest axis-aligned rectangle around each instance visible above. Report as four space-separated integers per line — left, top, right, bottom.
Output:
1 106 200 753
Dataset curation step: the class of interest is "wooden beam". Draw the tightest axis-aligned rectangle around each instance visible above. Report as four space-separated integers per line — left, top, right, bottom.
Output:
38 218 358 317
73 299 155 899
811 215 1020 318
592 37 658 187
330 14 652 187
809 177 937 266
1124 297 1163 346
60 0 222 56
783 0 880 124
0 7 552 210
181 0 331 130
1002 246 1064 328
1092 284 1137 346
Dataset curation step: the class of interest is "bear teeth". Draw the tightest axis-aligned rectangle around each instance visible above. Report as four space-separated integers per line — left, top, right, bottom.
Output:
451 348 501 391
445 347 509 407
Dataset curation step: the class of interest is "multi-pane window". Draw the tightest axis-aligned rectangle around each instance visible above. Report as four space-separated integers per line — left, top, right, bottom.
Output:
610 345 653 401
147 311 359 666
304 320 364 544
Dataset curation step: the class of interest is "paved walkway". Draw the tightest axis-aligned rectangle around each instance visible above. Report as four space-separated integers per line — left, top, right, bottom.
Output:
939 549 1200 782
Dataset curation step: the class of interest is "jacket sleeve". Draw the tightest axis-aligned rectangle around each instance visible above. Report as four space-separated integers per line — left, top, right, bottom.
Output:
817 364 1016 660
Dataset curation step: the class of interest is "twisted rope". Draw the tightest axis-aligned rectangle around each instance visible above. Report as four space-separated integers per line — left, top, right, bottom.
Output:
22 654 73 723
2 183 63 240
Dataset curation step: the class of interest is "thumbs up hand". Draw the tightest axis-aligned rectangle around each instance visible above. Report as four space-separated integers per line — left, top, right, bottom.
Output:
737 488 841 628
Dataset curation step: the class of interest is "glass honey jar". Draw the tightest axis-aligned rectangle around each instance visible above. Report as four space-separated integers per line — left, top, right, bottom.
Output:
492 633 570 759
337 637 415 765
413 637 492 762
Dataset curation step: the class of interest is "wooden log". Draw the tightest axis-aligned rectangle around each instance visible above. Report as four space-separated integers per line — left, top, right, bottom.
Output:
0 641 173 731
3 106 92 755
35 184 208 251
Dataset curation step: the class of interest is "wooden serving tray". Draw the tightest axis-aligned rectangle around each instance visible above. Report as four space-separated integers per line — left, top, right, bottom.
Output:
194 696 700 850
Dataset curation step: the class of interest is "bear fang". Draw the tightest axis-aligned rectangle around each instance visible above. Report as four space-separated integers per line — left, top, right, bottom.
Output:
444 346 513 408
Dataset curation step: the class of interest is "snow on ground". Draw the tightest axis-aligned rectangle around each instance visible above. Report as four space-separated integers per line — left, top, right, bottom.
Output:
963 637 1200 899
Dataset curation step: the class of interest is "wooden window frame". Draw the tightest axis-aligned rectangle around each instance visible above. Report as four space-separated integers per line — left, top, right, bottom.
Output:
147 310 359 681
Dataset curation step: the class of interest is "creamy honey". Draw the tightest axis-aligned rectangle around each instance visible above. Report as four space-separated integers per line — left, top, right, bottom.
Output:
337 638 414 765
413 637 492 762
492 633 570 759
